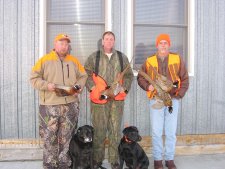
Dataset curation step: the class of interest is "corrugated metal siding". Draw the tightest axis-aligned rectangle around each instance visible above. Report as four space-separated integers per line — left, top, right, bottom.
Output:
0 0 225 139
194 0 225 134
175 0 225 135
0 0 39 139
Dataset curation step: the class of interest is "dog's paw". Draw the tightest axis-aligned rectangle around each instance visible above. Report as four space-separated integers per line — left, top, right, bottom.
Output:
111 162 120 169
93 161 106 169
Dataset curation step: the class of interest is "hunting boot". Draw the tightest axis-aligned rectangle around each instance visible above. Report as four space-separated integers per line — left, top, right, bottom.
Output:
165 160 177 169
154 160 163 169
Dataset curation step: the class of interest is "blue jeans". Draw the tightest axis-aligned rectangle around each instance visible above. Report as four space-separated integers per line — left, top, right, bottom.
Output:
149 98 179 160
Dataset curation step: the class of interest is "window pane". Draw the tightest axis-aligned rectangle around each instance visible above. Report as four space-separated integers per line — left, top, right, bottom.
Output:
134 26 187 67
135 0 186 25
47 0 104 22
47 25 104 64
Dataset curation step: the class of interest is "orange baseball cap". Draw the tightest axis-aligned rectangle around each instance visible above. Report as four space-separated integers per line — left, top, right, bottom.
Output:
54 33 71 43
156 34 170 47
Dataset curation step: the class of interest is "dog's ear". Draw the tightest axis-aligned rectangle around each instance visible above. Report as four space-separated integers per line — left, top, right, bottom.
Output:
77 127 81 133
122 127 128 135
138 135 142 141
89 125 94 130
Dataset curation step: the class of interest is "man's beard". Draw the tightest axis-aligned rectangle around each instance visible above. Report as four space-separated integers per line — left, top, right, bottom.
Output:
58 51 67 58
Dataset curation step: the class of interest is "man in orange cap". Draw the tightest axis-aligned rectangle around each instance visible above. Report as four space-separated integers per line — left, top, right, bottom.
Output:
137 34 189 169
30 33 87 169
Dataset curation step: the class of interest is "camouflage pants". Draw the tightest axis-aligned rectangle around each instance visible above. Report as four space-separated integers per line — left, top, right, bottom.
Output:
91 100 124 164
39 102 79 169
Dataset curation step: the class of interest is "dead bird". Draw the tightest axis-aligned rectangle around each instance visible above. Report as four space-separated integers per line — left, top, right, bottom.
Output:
138 69 173 113
54 84 81 97
100 62 132 100
151 66 178 92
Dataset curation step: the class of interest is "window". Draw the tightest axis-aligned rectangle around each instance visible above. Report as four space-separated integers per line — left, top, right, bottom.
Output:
134 0 189 69
40 0 194 75
42 0 105 64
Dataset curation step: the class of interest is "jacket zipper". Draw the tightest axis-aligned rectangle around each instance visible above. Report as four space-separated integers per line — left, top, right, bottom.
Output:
61 60 65 85
44 91 45 103
67 64 69 78
61 60 67 103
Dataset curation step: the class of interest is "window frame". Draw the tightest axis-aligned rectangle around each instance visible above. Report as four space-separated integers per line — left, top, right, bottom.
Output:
39 0 106 58
39 0 46 58
130 0 194 76
188 0 195 76
40 0 194 76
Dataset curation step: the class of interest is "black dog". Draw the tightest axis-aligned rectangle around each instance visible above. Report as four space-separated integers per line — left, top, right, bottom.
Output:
118 126 149 169
69 125 94 169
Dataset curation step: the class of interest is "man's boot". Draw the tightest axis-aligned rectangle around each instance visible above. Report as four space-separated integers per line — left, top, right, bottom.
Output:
165 160 177 169
154 160 163 169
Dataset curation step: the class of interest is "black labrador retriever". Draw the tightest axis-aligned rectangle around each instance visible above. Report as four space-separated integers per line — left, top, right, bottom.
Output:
69 125 94 169
118 126 149 169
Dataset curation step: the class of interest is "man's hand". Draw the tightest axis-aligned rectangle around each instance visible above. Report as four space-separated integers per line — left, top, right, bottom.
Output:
47 83 56 91
148 85 154 91
74 84 81 91
73 85 81 97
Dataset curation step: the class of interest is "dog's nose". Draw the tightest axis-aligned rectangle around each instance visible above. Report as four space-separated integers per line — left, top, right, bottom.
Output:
84 137 92 143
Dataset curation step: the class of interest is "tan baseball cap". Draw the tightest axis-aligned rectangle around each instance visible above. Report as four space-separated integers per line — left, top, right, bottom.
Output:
54 33 71 43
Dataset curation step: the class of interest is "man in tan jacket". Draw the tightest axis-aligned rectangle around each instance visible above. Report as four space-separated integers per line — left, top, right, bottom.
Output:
30 34 87 169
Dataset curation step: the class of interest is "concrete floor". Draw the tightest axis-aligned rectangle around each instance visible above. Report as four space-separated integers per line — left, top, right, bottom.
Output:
0 153 225 169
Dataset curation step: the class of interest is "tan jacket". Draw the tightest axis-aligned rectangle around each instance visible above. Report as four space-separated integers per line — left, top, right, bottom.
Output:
30 50 87 105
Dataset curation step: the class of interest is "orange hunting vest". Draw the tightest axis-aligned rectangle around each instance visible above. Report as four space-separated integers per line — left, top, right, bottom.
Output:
90 51 127 104
146 54 181 99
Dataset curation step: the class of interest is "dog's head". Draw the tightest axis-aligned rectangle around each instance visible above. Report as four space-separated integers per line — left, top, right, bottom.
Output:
76 125 94 143
122 126 142 143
